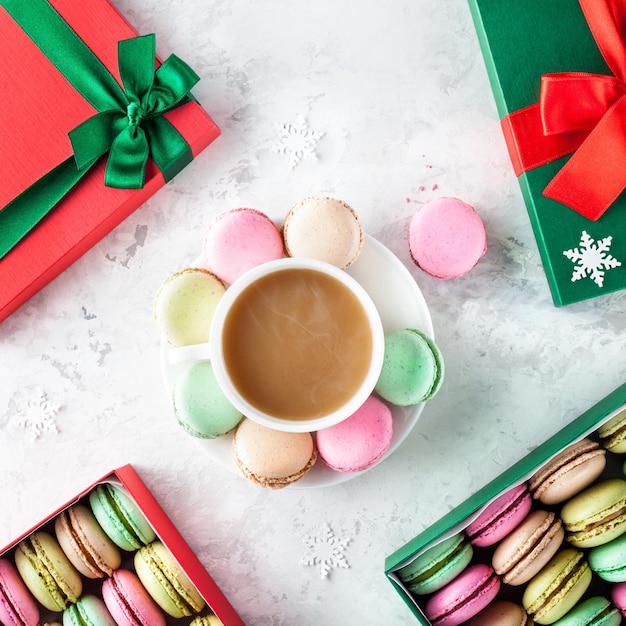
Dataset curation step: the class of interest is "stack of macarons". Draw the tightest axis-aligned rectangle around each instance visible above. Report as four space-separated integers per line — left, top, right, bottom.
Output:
396 406 626 625
0 482 224 626
155 198 445 488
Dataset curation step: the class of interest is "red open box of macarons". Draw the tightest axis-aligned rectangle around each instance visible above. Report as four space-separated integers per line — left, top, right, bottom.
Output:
0 464 244 626
386 381 626 625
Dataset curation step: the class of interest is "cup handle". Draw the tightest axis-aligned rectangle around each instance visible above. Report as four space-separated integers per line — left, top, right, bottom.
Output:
168 342 213 365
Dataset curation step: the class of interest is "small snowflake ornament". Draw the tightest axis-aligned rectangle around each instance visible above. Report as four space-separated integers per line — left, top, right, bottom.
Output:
9 388 61 440
272 116 324 169
300 524 351 579
563 230 622 288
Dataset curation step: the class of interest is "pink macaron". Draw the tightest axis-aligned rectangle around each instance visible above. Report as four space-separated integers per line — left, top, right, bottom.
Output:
465 483 532 547
102 569 166 626
424 563 501 626
203 208 284 284
316 395 393 472
0 558 39 626
612 581 626 617
408 197 487 279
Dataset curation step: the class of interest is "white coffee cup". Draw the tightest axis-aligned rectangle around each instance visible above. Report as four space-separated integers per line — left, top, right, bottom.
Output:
169 257 384 433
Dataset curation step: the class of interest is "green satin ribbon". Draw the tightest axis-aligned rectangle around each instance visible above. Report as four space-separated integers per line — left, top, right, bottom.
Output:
0 0 200 259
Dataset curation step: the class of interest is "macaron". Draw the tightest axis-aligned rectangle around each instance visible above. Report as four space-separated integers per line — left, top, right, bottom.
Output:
54 504 122 578
374 328 444 406
408 197 487 279
282 196 364 268
424 563 500 626
588 531 626 582
492 510 564 586
189 617 224 626
14 531 82 612
529 438 607 505
102 569 166 626
232 418 317 489
154 267 226 346
202 208 284 285
467 600 534 626
172 360 243 439
465 483 532 548
62 595 117 626
0 558 39 626
550 596 621 626
598 407 626 454
612 582 626 617
316 395 393 472
89 483 156 551
396 533 473 595
522 549 592 625
560 478 626 548
134 541 205 618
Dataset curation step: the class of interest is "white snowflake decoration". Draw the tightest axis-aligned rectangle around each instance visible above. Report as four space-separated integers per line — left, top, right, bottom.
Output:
563 230 622 287
11 389 61 440
272 116 324 169
300 524 351 579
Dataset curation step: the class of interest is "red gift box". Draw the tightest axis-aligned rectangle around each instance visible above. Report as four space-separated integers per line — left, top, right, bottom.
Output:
0 0 220 323
1 464 245 625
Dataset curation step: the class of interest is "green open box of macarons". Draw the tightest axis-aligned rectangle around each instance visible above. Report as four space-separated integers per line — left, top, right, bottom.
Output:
0 464 244 626
385 381 626 625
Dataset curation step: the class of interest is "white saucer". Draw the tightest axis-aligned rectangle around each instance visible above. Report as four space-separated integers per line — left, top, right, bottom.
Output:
161 234 433 489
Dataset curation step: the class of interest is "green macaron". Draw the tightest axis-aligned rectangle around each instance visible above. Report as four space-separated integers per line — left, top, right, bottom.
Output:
374 328 444 406
134 541 205 618
63 594 117 626
551 596 621 626
172 360 243 438
589 532 626 582
89 484 156 551
396 533 473 595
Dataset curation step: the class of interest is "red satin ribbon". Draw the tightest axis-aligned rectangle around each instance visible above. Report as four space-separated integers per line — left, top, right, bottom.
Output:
503 0 626 221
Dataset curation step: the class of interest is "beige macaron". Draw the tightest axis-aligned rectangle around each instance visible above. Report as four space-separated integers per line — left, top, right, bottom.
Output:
282 196 364 268
232 419 317 488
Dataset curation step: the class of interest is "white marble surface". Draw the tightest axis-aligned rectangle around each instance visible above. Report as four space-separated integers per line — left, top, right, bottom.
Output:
2 0 626 624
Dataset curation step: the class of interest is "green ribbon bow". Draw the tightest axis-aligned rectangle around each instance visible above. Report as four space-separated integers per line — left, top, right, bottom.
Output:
69 34 199 189
0 0 200 259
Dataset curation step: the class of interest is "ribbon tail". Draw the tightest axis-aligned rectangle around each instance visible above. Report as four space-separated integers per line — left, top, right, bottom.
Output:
0 157 95 260
543 96 626 221
145 116 193 182
104 127 149 189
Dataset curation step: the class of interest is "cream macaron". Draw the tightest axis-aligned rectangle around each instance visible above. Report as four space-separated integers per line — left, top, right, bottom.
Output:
282 196 364 268
232 419 317 488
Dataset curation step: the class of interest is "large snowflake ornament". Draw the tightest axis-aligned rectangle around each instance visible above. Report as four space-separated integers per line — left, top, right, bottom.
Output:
10 388 61 440
272 116 324 169
300 524 351 579
563 230 622 288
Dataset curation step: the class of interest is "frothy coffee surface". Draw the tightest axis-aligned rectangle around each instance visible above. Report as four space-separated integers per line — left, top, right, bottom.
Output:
222 268 373 420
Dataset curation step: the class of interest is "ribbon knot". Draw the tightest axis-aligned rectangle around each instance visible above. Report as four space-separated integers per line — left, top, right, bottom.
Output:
68 34 200 189
126 101 144 129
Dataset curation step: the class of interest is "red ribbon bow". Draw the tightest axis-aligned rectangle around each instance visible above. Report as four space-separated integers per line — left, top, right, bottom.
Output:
504 0 626 221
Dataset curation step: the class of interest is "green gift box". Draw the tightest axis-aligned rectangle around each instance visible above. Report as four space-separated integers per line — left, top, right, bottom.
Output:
468 0 626 306
385 381 626 623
